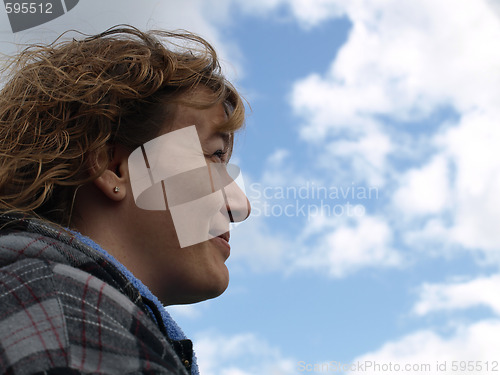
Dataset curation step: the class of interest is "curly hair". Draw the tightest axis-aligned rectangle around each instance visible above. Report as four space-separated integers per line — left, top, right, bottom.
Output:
0 25 245 226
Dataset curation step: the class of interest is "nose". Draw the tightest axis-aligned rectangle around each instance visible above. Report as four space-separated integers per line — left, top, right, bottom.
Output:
209 162 251 223
224 180 251 223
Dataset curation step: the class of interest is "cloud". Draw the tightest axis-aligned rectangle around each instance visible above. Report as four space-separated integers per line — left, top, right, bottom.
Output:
167 304 203 319
283 0 500 262
194 331 296 375
290 0 500 138
295 214 402 277
231 179 402 277
348 320 500 375
398 108 500 256
293 1 499 125
392 155 451 216
344 274 500 374
441 109 500 253
229 0 500 277
233 0 344 29
413 274 500 316
229 214 296 274
232 157 402 278
329 0 500 114
323 126 394 186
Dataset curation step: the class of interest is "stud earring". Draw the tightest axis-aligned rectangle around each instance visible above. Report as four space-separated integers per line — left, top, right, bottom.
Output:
113 186 120 193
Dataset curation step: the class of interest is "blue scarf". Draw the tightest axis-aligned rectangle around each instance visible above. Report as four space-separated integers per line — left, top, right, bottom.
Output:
71 231 199 375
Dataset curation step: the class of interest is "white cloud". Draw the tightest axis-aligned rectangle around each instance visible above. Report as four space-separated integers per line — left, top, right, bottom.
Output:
284 0 344 28
343 273 500 374
233 0 344 29
167 304 203 320
413 274 500 316
349 320 500 375
231 188 403 277
441 110 500 253
285 0 500 261
194 331 296 375
258 149 302 187
295 214 402 277
341 272 500 375
267 149 290 167
291 0 500 135
331 0 500 113
402 218 451 256
324 126 393 186
229 214 295 274
291 74 386 140
345 274 500 374
230 0 500 274
392 155 451 216
398 108 500 256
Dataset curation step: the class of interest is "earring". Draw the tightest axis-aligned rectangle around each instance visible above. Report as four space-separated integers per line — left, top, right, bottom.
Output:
113 186 120 193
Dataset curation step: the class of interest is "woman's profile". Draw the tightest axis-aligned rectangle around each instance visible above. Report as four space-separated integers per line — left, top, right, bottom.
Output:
0 25 250 374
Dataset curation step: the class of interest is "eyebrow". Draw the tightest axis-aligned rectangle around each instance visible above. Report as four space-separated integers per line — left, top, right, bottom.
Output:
209 132 231 150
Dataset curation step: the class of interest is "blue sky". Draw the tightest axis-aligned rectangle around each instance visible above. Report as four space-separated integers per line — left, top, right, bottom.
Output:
2 1 500 374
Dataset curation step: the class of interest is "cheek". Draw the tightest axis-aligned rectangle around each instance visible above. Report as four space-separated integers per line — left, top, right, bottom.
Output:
130 205 180 249
167 190 227 248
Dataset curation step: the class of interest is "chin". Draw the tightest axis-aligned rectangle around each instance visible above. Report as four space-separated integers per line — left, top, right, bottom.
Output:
164 265 230 305
169 284 229 305
191 268 230 303
188 239 231 302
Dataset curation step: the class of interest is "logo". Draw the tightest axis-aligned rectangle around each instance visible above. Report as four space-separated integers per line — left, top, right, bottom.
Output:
4 0 79 33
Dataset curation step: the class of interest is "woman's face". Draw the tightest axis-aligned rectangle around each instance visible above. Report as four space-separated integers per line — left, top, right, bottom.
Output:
123 89 250 305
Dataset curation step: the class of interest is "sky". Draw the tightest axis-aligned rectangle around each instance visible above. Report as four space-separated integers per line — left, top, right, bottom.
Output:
2 1 500 374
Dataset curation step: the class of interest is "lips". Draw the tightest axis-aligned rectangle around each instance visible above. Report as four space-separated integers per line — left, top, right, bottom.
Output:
211 231 230 258
217 232 230 243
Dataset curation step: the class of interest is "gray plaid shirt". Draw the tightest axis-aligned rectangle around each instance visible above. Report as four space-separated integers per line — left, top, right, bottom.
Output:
0 214 191 374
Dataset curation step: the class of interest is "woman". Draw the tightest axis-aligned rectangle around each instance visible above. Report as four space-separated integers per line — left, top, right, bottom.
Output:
0 26 250 374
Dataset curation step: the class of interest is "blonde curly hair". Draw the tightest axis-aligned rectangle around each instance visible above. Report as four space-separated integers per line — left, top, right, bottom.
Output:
0 25 245 226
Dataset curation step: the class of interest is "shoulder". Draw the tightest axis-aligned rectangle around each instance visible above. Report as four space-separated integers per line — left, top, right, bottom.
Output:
0 257 68 373
0 226 188 374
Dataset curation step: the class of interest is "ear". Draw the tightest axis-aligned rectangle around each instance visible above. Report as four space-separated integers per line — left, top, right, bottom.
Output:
92 145 130 202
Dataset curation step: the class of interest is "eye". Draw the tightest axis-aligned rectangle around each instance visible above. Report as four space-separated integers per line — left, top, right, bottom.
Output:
212 149 228 162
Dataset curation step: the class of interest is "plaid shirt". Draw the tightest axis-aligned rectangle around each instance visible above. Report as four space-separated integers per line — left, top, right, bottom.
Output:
0 214 190 374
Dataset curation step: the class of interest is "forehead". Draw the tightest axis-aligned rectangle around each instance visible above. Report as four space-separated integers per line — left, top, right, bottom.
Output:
172 102 227 132
162 90 230 147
